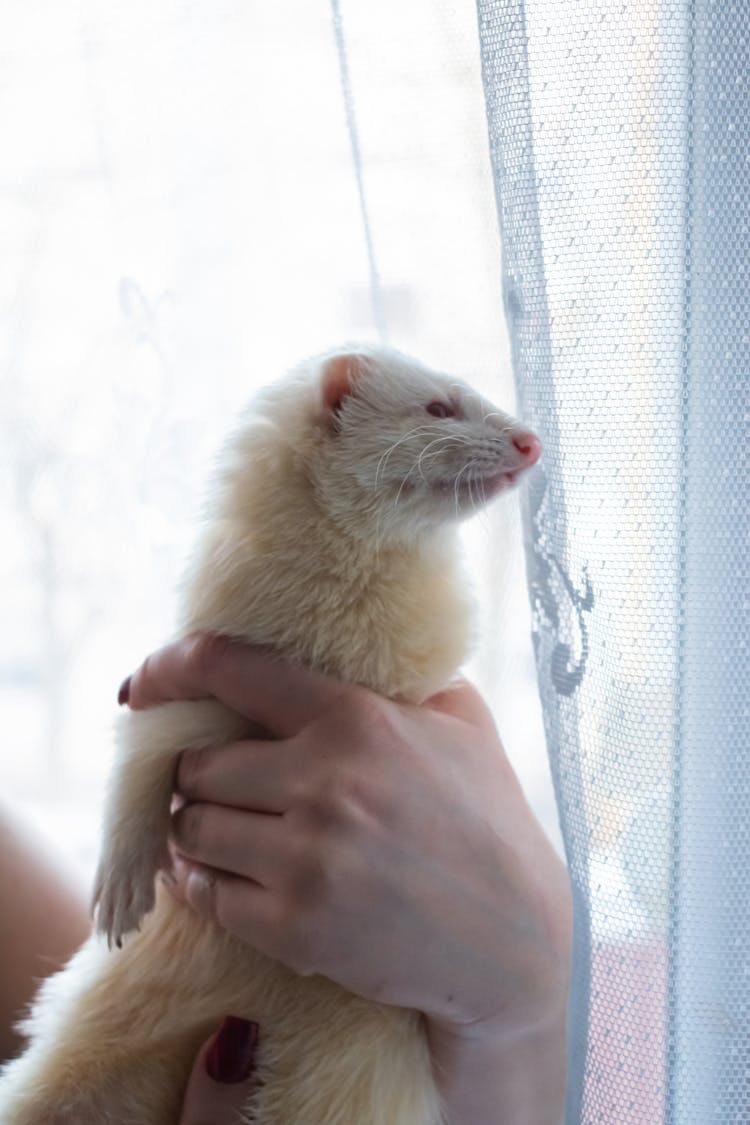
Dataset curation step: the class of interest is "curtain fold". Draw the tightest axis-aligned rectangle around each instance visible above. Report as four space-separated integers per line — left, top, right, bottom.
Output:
476 1 749 1121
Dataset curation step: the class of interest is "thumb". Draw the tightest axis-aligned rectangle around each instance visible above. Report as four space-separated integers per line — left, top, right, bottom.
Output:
179 1016 260 1124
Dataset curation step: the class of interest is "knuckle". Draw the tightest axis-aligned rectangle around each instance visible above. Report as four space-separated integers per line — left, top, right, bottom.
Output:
282 833 343 923
285 832 330 900
294 843 336 905
331 684 385 737
290 684 394 838
332 686 401 759
301 767 371 837
327 767 371 819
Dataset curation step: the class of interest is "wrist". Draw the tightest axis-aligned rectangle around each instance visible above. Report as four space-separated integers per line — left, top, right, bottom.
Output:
425 1004 568 1125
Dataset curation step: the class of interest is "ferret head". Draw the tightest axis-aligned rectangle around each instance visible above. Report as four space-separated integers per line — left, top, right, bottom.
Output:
227 346 541 546
304 346 540 543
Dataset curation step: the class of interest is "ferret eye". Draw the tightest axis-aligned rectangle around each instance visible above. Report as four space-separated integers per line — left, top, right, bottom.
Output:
426 401 455 419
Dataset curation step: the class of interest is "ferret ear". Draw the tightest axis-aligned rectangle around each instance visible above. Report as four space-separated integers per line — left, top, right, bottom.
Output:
320 353 366 417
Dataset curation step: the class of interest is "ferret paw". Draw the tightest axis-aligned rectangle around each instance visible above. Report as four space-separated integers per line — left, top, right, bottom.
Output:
91 843 171 948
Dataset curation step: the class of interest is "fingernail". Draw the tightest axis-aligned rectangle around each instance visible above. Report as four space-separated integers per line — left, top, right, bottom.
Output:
117 676 131 706
205 1016 259 1083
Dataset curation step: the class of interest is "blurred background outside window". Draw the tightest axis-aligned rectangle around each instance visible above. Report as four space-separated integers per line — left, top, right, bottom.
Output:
1 0 558 886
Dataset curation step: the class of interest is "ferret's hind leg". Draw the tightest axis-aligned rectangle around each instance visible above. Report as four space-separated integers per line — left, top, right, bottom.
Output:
0 1045 192 1125
0 891 227 1125
0 1039 206 1125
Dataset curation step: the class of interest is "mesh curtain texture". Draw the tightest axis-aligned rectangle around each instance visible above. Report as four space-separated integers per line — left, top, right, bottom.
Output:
476 1 749 1122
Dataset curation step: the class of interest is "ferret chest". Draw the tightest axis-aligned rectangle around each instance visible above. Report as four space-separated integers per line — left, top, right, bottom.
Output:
297 559 473 702
184 528 473 705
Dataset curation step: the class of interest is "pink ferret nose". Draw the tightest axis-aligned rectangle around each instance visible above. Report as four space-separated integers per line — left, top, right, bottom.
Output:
511 431 542 467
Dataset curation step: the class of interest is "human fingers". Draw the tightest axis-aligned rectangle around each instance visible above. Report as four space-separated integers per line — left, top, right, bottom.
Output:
121 634 348 738
178 1016 260 1124
176 738 303 814
176 863 304 971
169 683 571 1032
171 803 288 885
177 859 339 981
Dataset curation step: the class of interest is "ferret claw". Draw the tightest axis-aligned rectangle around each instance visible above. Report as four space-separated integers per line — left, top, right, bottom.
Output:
92 845 170 948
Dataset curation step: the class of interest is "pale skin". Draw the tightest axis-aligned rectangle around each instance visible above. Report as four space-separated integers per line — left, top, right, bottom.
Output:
1 636 572 1123
0 807 91 1065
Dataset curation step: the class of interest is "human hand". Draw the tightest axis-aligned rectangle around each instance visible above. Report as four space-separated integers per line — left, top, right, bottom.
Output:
123 635 571 1048
178 1016 259 1124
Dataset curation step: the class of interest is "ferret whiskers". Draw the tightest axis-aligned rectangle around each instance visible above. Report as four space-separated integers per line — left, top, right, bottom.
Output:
375 425 442 488
452 463 471 519
415 435 467 484
392 458 422 515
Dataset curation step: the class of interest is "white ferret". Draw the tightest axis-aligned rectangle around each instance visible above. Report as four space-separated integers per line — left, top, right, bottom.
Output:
0 346 541 1125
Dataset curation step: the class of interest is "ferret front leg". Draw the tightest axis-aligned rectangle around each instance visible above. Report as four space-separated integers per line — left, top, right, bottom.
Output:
91 707 177 947
92 699 248 947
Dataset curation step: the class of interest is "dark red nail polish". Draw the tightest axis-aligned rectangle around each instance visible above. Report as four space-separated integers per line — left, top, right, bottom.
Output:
117 676 131 706
205 1016 259 1084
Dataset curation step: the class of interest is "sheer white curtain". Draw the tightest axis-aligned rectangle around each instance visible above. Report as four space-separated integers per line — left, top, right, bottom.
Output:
477 0 750 1120
0 2 556 891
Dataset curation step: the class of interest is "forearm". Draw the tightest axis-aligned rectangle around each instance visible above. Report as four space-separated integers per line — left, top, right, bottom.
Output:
427 1010 567 1125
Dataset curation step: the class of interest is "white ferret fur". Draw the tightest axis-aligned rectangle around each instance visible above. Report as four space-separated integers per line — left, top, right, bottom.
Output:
0 346 540 1125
